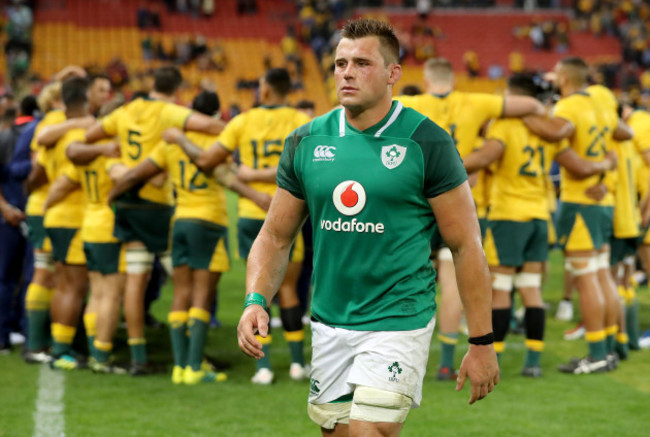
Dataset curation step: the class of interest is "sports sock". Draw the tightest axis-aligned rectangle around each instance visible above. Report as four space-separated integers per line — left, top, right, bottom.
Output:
492 308 511 360
605 325 618 354
438 332 459 369
281 305 305 366
83 312 97 358
128 337 147 364
625 288 640 350
585 330 607 360
256 334 273 370
25 283 53 351
94 340 113 363
188 307 210 371
51 323 76 357
524 307 545 368
615 332 629 360
168 311 189 369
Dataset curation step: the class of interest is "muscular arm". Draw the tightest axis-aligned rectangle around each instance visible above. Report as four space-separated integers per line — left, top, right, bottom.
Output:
237 188 308 359
523 115 575 143
429 182 498 405
163 128 230 173
107 159 162 204
26 162 47 193
44 175 79 210
613 119 634 142
66 142 120 166
85 121 110 144
237 165 278 183
463 139 504 174
184 112 225 136
503 95 546 117
554 148 617 179
37 116 95 148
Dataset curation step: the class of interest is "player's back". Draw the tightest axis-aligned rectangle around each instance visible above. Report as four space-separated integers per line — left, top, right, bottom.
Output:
552 92 605 205
220 105 310 219
26 110 67 216
42 128 86 228
627 108 650 199
485 118 555 222
612 139 641 238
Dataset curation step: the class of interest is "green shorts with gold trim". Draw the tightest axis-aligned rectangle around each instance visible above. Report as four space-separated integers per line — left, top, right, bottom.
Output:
113 199 173 254
556 202 613 252
46 227 85 265
484 219 548 267
172 219 230 272
26 215 52 252
84 242 124 275
610 237 639 265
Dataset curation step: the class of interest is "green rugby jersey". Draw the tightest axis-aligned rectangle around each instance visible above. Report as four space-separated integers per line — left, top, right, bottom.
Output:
277 101 467 331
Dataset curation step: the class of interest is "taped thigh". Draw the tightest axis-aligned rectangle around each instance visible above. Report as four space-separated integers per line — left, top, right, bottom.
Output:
307 401 351 430
492 273 514 292
349 386 412 424
564 256 598 277
125 247 154 274
514 272 542 289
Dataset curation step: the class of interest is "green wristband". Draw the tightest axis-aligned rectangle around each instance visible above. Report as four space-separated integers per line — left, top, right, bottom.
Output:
244 292 268 310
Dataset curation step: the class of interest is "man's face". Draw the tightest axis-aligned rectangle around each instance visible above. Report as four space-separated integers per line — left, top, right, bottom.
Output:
334 36 396 112
88 78 111 111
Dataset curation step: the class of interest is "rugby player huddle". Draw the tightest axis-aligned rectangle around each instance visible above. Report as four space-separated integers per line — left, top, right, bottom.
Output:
16 54 647 383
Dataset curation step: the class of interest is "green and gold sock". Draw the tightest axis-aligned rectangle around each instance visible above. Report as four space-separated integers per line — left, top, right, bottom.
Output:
625 288 640 350
94 340 113 363
51 323 76 357
615 332 629 360
168 311 189 369
585 330 607 360
605 325 618 354
285 330 305 366
84 312 97 358
438 332 459 369
128 337 147 364
25 284 53 351
256 334 273 370
188 307 210 371
524 340 543 367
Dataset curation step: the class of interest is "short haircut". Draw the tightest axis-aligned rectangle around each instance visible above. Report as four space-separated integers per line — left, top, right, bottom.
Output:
153 66 183 95
20 95 39 117
295 99 315 110
424 58 453 84
37 82 62 113
340 18 399 65
559 56 589 86
61 77 89 108
507 74 539 98
264 68 292 97
89 73 111 85
192 90 221 116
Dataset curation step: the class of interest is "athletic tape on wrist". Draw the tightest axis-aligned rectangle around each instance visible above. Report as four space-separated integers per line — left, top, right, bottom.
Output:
243 292 268 310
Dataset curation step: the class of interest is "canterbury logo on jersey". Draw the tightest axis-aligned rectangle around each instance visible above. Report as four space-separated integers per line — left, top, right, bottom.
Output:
320 180 385 234
313 145 336 161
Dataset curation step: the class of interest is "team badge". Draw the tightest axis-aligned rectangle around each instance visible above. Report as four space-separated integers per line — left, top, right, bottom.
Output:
381 144 406 169
332 180 366 216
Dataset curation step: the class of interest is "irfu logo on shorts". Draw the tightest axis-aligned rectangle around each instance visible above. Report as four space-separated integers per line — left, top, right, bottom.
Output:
388 361 402 382
310 378 321 394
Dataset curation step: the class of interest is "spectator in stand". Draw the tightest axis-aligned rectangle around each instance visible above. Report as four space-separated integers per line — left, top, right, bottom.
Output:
105 57 130 91
464 49 480 77
556 22 570 53
282 26 303 75
509 51 524 73
237 0 258 15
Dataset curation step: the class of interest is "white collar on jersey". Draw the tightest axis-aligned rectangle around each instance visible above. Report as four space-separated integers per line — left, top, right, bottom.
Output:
339 101 404 137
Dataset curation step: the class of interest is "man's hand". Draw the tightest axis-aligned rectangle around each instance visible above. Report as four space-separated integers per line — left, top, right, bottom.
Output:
237 165 257 183
0 204 26 227
456 344 499 405
162 128 184 145
237 305 270 359
585 183 608 202
75 115 96 130
603 150 618 171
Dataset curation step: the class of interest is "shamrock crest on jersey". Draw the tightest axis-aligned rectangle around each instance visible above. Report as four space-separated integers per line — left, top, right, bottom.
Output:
381 144 407 169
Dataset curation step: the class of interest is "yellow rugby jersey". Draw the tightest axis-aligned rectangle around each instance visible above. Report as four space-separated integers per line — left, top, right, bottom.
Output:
628 109 650 198
25 110 67 216
40 128 86 229
485 118 558 221
148 133 228 226
397 91 503 216
552 92 609 205
65 151 121 243
587 85 619 207
101 98 193 205
219 105 311 219
612 139 641 238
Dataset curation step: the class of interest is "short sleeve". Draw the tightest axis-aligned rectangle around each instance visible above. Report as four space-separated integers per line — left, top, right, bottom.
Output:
277 123 311 199
63 162 80 183
551 98 577 126
485 119 508 144
412 119 468 198
218 114 245 152
161 103 193 130
469 93 504 120
101 106 122 137
147 141 168 170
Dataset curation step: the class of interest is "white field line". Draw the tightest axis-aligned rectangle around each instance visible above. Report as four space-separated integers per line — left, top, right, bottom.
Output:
33 366 65 437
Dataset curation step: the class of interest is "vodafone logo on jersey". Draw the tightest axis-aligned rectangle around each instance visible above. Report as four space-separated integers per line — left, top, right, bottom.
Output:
332 181 366 216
